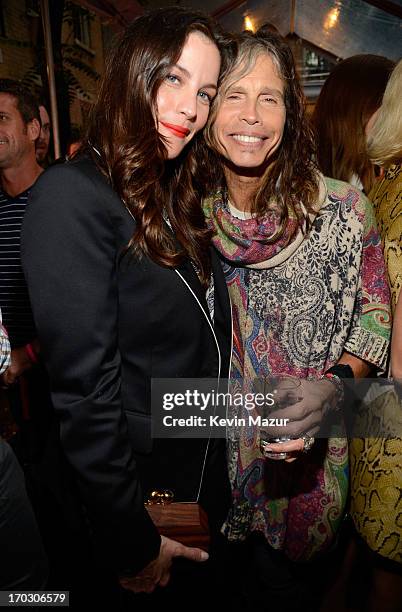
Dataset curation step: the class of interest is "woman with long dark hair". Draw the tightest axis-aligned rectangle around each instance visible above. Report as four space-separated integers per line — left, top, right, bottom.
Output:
21 8 232 608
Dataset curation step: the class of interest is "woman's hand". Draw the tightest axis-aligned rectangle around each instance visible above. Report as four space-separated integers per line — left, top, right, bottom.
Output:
118 535 209 594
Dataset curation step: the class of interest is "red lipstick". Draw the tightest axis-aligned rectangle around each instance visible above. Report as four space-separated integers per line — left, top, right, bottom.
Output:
160 121 190 138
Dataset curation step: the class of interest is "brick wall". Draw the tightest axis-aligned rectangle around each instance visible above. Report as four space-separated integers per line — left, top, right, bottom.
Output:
0 0 105 131
0 0 38 81
61 3 105 128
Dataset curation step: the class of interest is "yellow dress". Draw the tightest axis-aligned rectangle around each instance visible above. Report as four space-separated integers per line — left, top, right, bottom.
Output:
350 164 402 563
371 164 402 311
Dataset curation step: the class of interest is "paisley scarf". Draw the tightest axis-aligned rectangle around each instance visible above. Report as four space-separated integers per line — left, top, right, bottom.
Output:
203 191 309 269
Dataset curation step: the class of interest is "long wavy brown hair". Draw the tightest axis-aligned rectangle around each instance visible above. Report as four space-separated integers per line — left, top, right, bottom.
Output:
85 8 229 286
197 28 319 243
312 54 394 194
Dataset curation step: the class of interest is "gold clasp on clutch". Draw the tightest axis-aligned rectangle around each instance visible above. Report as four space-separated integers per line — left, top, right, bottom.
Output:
146 489 174 505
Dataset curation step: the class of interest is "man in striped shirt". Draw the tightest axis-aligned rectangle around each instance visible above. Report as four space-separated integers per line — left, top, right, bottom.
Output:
0 80 50 587
0 80 43 436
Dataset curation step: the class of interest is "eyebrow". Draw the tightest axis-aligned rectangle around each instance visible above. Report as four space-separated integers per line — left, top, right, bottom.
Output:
226 85 284 98
174 63 218 91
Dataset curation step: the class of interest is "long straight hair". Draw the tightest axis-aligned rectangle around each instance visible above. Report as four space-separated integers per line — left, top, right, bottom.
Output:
85 8 226 285
312 54 394 193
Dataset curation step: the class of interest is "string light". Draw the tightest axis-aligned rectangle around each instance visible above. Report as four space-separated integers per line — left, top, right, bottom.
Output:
324 6 340 30
244 15 255 32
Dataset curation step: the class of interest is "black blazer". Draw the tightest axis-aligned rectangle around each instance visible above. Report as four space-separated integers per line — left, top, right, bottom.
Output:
21 157 232 576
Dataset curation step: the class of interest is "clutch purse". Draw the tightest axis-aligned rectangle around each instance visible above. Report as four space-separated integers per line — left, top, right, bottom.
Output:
145 489 210 551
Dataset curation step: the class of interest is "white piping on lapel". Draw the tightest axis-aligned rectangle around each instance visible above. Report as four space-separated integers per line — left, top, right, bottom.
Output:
123 204 223 390
123 202 222 374
122 203 225 500
174 269 221 380
175 268 222 504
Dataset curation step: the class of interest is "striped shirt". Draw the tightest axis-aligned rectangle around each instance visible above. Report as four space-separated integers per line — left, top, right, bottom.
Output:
0 188 36 348
0 317 10 373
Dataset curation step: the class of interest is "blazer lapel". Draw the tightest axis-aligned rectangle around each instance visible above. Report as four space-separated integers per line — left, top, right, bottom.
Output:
175 258 211 321
210 247 232 379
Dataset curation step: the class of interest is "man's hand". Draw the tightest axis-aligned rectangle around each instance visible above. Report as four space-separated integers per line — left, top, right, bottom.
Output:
260 378 338 462
1 347 32 386
267 378 337 439
118 535 209 594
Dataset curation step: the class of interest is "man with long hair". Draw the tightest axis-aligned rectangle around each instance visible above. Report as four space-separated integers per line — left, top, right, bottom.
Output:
199 29 390 610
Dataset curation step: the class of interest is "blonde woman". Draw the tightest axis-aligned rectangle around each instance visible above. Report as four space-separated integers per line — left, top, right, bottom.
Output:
350 59 402 612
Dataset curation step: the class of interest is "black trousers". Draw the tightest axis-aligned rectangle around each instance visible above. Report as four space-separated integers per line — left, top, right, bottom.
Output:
0 438 48 589
213 533 334 612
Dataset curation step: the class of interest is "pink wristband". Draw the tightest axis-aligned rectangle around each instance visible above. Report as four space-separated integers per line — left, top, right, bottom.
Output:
25 343 38 364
